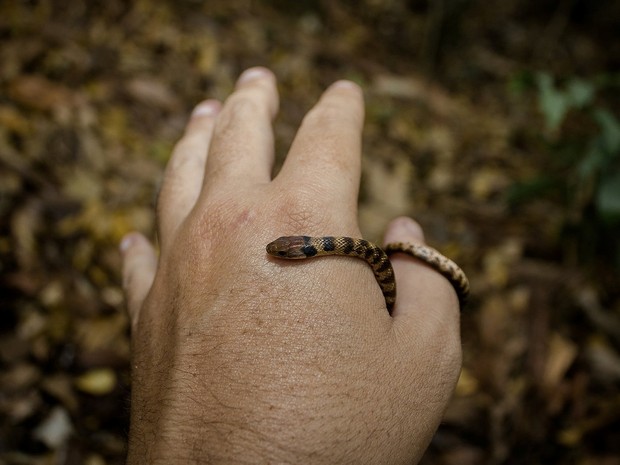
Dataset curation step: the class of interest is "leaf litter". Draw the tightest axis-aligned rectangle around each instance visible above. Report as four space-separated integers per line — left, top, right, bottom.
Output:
1 1 619 464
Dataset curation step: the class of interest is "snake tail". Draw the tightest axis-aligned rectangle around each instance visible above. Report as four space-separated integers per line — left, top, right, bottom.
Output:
384 242 469 307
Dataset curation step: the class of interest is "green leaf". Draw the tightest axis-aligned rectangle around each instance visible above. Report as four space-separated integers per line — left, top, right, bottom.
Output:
597 171 620 217
566 78 595 108
536 73 569 132
594 109 620 154
578 142 606 179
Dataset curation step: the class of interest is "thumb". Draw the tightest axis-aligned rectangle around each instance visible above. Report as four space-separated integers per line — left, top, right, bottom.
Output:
383 217 460 334
120 232 157 331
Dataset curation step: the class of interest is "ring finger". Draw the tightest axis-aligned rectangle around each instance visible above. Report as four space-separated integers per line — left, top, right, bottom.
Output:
275 80 365 218
157 99 221 249
200 67 279 195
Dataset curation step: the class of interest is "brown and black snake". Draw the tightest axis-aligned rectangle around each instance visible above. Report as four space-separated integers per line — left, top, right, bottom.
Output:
266 236 469 314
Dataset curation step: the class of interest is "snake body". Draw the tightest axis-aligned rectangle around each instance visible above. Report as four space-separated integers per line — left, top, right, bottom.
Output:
266 236 469 314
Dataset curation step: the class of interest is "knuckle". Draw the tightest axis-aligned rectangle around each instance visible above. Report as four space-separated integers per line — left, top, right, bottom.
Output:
228 92 263 115
289 138 357 185
272 187 333 233
304 100 362 130
167 139 205 173
184 194 243 243
303 103 340 127
221 91 269 122
209 95 267 152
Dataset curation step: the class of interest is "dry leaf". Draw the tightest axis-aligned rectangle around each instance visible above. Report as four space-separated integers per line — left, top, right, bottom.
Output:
482 239 523 288
9 75 75 111
75 369 117 396
542 332 578 390
468 168 511 200
33 406 73 448
455 368 479 396
126 77 179 110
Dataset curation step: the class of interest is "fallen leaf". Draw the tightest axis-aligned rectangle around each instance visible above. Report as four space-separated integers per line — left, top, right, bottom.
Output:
455 368 479 396
586 336 620 382
468 167 511 200
126 77 179 111
0 363 41 393
9 75 75 111
543 332 578 390
33 406 73 448
482 239 523 288
42 374 79 411
0 104 31 134
75 368 117 395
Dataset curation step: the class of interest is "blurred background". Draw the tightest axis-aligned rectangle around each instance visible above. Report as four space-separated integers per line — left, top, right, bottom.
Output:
1 0 619 463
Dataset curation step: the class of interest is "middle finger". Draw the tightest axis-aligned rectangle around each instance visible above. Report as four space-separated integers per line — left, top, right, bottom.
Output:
201 67 279 194
275 80 365 214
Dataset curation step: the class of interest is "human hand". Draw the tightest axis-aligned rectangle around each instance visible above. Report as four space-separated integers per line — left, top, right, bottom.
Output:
121 67 462 464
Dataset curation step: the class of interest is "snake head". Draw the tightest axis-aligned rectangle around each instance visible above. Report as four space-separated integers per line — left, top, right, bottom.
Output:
266 236 308 259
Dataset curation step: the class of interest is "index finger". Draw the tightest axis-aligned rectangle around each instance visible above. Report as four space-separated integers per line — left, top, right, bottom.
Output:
274 81 365 216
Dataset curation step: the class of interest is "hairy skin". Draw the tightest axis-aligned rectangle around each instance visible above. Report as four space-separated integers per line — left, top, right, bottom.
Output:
121 68 462 464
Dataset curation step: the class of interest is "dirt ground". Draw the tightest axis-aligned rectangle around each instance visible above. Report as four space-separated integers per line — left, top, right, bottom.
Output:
1 1 619 464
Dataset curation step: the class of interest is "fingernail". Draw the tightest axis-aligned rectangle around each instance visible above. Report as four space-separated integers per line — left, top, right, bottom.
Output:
119 233 136 253
191 101 219 118
237 67 271 85
331 80 361 91
400 217 424 239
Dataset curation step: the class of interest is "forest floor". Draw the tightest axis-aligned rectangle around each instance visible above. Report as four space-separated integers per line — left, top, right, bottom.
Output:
1 1 619 464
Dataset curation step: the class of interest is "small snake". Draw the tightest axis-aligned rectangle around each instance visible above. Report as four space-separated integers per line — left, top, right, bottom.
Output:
266 236 469 314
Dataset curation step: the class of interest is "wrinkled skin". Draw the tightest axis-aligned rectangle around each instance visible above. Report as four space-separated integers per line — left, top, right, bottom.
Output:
121 67 462 465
